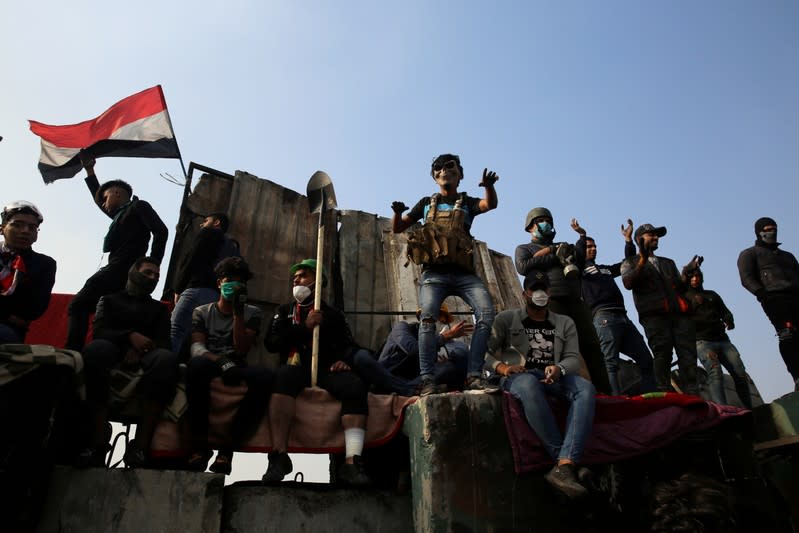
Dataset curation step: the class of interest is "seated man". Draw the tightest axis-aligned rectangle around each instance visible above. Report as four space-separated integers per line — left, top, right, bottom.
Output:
486 271 596 499
78 257 178 468
186 257 273 475
353 305 468 396
263 259 371 486
0 201 56 343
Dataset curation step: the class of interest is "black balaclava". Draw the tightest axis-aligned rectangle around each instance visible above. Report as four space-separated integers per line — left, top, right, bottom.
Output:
126 264 158 297
755 217 778 246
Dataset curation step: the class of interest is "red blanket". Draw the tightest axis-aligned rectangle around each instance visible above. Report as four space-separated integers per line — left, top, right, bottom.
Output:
502 391 750 473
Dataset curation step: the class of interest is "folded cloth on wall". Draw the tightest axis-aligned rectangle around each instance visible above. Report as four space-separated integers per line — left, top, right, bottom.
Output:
502 391 750 473
150 379 416 456
0 344 83 398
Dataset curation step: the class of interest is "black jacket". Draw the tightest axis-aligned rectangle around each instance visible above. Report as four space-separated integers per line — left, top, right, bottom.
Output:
86 176 168 265
173 227 238 293
685 287 733 342
575 238 636 314
621 255 691 318
737 241 799 298
265 300 358 371
515 239 580 300
92 290 171 350
0 248 57 337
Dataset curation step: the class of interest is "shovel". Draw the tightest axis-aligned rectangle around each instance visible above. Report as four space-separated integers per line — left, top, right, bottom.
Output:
306 171 338 387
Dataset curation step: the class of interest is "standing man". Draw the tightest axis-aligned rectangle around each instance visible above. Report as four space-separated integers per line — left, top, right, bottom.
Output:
352 305 469 396
391 154 499 395
0 201 56 343
78 257 178 468
66 157 168 350
515 208 611 394
620 224 698 395
170 212 239 353
683 258 752 408
737 217 799 390
185 257 273 475
573 218 655 395
485 271 596 499
263 259 371 485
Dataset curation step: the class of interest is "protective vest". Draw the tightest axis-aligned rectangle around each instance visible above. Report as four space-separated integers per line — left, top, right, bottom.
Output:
406 193 475 273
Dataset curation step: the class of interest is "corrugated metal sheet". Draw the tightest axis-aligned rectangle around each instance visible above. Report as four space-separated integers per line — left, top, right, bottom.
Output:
165 170 523 359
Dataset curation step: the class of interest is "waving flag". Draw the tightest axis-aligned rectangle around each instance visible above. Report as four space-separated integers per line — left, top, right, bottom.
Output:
29 85 180 183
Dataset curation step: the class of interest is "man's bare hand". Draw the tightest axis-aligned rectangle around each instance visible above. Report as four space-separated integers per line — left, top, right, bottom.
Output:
129 332 154 353
443 320 474 340
542 365 562 384
621 219 633 241
79 152 96 174
504 364 526 376
305 309 323 330
478 168 499 187
330 360 351 372
570 218 586 236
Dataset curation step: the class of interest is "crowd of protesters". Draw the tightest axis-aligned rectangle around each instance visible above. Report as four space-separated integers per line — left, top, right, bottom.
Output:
1 152 797 506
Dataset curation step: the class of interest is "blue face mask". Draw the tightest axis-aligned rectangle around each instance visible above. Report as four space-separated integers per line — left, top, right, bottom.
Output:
533 222 556 241
220 280 245 300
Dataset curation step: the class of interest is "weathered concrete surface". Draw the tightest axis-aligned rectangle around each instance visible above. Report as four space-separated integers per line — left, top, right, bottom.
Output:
223 482 412 533
404 393 573 533
37 466 224 533
753 390 799 448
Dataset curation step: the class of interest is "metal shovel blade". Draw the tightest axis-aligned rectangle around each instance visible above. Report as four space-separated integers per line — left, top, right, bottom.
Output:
307 171 338 214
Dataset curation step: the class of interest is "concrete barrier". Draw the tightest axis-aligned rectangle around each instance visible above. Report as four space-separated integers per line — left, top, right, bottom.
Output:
38 467 224 533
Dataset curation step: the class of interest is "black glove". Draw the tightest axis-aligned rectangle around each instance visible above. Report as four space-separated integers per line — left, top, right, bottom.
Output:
555 243 574 266
218 356 243 386
391 201 408 214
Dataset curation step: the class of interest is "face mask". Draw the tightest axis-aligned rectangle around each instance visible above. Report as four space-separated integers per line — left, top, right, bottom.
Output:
530 290 549 308
293 284 312 303
759 230 777 244
533 222 556 242
220 281 245 300
126 270 158 297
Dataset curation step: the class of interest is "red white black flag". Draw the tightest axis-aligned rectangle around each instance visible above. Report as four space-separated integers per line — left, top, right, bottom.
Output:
29 85 180 183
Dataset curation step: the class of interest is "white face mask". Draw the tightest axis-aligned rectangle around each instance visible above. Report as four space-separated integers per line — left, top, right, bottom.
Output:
531 290 549 307
293 284 312 303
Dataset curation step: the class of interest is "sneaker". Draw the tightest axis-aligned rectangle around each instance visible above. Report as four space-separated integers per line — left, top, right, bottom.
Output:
545 463 588 499
262 451 293 483
123 440 147 469
419 377 438 397
337 455 371 486
186 450 212 472
464 375 500 394
209 452 233 475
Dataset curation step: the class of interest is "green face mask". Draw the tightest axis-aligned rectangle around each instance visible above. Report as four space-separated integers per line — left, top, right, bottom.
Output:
220 280 245 300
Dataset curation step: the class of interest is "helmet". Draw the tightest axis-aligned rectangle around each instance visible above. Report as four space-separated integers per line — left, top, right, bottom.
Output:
2 201 44 224
524 207 552 231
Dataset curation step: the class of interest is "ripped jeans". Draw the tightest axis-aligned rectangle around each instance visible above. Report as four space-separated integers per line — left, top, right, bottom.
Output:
696 339 751 408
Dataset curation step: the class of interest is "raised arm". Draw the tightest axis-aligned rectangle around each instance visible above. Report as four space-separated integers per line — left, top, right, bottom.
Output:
477 168 499 212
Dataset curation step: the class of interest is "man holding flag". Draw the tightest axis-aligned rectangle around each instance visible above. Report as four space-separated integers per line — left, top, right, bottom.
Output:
29 86 180 350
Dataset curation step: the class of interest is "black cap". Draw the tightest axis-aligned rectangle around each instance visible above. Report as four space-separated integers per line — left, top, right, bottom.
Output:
523 271 550 291
634 223 667 241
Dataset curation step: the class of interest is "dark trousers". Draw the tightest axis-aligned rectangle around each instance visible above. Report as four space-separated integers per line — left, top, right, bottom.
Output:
185 356 274 449
639 314 698 394
352 349 466 396
66 264 129 350
550 297 612 394
273 362 369 415
83 339 178 407
761 293 799 380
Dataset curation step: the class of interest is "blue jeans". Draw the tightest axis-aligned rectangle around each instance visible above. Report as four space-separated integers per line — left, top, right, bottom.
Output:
593 311 656 395
170 287 219 353
353 349 467 396
504 370 596 463
696 339 751 408
417 269 495 379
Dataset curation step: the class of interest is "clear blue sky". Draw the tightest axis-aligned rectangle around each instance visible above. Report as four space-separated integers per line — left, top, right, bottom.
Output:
3 1 798 478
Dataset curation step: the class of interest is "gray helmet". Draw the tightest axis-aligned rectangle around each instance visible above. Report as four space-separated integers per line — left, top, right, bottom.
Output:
524 207 553 231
